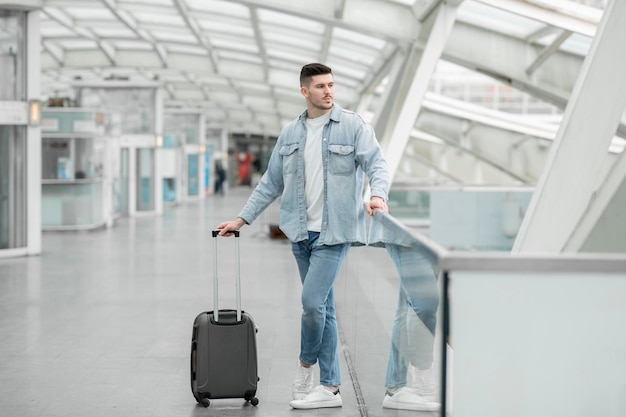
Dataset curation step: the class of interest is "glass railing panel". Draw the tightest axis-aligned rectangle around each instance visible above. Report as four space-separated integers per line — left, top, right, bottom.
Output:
336 213 446 416
446 268 626 417
42 180 104 228
429 189 532 251
337 211 626 417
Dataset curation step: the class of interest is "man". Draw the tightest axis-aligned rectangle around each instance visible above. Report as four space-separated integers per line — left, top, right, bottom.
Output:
217 63 390 409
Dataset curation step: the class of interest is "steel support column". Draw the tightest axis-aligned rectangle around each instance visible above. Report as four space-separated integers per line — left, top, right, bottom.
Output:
379 2 459 184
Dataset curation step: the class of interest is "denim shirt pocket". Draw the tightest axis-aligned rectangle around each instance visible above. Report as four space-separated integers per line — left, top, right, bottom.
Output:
279 143 299 174
328 144 355 176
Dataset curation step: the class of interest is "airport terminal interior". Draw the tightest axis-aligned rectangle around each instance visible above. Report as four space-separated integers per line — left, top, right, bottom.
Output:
2 0 626 416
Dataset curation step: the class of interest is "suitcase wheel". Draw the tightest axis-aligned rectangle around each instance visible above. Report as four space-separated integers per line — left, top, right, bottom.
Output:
250 397 259 406
201 398 210 408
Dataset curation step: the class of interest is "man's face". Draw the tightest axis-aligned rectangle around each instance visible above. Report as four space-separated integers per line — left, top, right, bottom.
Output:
301 73 334 114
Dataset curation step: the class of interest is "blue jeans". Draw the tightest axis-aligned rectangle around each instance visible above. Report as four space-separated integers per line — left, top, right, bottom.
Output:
384 243 439 388
292 231 350 387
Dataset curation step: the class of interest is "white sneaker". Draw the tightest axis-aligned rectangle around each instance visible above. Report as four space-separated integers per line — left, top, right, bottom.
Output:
382 387 440 411
292 362 315 400
290 385 342 409
409 364 438 401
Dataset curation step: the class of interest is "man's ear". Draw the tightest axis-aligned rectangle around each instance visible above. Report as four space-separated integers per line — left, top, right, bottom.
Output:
300 86 308 98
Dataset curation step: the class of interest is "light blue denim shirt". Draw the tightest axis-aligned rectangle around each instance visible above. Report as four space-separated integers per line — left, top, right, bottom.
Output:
238 104 390 246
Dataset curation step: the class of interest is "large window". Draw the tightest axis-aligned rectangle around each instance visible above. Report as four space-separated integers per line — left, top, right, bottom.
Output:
0 10 25 101
0 10 27 249
0 126 27 249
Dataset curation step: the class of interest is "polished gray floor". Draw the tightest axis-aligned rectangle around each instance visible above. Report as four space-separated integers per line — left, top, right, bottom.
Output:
0 187 423 417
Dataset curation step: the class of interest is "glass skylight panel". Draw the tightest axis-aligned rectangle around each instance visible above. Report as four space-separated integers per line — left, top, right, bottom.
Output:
199 75 229 86
211 38 258 53
528 0 603 20
172 88 204 100
186 0 250 18
328 43 379 67
459 1 545 39
326 62 367 81
333 27 387 51
132 12 185 27
269 71 300 90
58 39 98 49
151 31 197 44
263 31 321 51
62 7 115 21
266 48 317 67
112 41 153 50
559 32 592 55
120 0 173 6
217 50 263 64
39 25 75 37
164 44 207 55
197 19 253 37
156 72 188 83
534 31 591 56
386 0 416 5
257 9 325 34
242 96 274 109
237 82 271 94
210 91 241 104
264 42 319 59
91 27 136 38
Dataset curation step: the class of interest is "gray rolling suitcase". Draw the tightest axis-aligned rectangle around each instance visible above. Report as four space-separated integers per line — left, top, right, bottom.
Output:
190 230 259 408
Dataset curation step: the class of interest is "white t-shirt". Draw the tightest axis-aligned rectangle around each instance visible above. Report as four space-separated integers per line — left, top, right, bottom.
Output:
304 112 331 231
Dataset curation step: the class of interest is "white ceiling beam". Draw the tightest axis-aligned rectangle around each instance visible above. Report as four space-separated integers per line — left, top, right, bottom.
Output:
423 92 557 140
229 0 416 44
413 128 532 183
172 0 218 72
101 0 168 67
381 2 460 185
41 40 64 65
401 148 464 183
42 7 115 65
525 29 572 76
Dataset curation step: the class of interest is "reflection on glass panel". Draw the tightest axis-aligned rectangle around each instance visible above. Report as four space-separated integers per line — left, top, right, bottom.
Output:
388 189 430 222
0 126 27 249
334 213 443 416
42 138 72 180
41 181 103 227
0 10 25 101
188 154 199 196
136 148 154 211
163 178 176 203
119 149 129 215
42 138 105 180
77 88 156 134
383 243 439 406
164 113 199 144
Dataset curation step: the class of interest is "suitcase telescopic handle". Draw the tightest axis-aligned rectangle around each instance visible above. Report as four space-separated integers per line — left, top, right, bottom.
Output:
212 230 241 323
212 230 240 237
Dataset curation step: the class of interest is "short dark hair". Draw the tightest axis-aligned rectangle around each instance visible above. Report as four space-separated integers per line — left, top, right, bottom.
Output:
300 63 332 87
